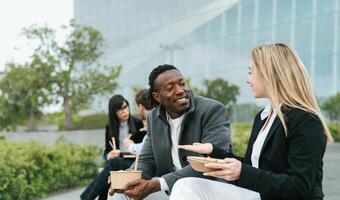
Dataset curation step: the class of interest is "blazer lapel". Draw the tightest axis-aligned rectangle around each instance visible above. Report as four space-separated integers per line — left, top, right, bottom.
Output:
244 116 265 164
260 117 281 155
249 116 265 147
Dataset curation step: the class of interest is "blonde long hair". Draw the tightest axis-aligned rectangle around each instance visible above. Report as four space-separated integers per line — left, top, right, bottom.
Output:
251 43 333 143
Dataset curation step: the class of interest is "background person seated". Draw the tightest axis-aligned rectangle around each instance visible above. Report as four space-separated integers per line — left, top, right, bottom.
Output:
81 91 151 200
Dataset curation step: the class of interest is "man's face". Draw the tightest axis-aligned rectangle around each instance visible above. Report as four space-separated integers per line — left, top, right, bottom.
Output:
152 69 190 118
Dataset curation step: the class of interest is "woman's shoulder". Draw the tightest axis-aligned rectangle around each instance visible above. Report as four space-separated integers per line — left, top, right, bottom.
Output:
284 108 324 136
131 115 143 127
285 108 320 123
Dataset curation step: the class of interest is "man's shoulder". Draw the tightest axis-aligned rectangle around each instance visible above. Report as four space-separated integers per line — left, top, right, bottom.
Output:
147 107 161 123
149 106 160 116
193 94 224 110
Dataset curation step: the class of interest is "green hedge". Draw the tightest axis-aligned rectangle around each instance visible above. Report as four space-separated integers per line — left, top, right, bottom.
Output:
0 138 100 200
230 122 340 157
329 122 340 142
231 123 252 157
58 114 107 130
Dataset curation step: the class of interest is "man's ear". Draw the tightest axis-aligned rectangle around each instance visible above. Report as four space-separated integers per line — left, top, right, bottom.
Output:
152 92 161 104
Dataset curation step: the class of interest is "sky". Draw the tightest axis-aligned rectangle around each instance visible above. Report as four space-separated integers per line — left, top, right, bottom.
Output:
0 0 73 71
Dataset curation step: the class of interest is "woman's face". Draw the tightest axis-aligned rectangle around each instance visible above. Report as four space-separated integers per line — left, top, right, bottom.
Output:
116 101 129 122
246 61 267 98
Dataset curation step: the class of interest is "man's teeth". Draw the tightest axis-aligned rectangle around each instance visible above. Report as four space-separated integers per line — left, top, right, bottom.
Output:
177 97 187 102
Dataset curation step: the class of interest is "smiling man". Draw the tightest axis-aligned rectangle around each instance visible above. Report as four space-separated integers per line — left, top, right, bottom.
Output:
108 64 233 200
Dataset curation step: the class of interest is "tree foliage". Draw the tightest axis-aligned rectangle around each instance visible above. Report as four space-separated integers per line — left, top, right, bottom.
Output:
196 78 239 110
0 56 54 130
17 19 121 129
322 92 340 122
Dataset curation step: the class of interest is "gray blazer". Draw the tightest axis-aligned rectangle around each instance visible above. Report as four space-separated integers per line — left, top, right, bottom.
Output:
134 93 233 191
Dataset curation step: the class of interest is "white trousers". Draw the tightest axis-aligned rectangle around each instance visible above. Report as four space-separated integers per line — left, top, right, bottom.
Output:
169 177 260 200
107 191 169 200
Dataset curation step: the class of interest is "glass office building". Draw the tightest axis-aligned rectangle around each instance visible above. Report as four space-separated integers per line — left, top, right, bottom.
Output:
75 0 340 112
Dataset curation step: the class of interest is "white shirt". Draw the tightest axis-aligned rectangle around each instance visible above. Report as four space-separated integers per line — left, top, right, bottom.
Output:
243 104 277 200
128 135 147 154
251 103 277 168
159 112 184 191
118 122 129 152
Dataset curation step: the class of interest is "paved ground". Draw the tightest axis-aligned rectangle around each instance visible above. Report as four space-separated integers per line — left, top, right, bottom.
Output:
40 187 85 200
41 143 340 200
322 143 340 200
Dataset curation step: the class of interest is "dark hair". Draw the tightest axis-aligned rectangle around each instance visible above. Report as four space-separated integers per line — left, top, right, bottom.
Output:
108 95 137 142
148 64 178 106
135 89 153 110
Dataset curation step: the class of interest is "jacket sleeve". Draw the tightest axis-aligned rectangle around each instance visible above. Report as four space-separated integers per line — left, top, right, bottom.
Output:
236 112 327 199
103 125 112 161
130 115 156 180
163 102 233 191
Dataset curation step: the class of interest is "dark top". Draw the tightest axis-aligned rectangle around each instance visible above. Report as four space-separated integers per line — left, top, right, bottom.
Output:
235 108 327 200
103 116 146 160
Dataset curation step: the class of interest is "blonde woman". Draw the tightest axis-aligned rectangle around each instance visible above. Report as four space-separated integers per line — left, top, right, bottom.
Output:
169 43 333 200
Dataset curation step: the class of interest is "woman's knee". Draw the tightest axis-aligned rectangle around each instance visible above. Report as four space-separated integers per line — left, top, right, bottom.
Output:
172 177 199 191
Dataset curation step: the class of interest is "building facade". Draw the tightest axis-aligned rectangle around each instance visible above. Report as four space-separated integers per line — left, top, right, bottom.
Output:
75 0 340 112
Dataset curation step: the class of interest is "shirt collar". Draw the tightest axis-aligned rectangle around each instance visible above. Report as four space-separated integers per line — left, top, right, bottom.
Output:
119 121 128 127
166 111 184 123
260 103 272 120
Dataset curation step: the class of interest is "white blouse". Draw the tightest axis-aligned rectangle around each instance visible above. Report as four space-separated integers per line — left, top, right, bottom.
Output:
251 103 277 168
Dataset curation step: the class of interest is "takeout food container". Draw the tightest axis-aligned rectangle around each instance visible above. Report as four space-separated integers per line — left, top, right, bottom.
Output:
187 156 223 172
120 151 136 159
110 170 142 189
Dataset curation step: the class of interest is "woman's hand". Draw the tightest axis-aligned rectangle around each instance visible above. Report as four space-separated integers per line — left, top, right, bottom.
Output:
107 150 120 160
203 158 242 181
178 143 213 154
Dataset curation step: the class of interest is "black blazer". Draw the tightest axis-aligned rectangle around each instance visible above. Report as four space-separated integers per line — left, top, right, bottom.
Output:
235 108 327 200
103 116 146 160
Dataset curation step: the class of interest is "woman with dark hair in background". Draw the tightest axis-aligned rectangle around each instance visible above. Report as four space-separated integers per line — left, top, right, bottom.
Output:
81 94 146 200
104 94 145 160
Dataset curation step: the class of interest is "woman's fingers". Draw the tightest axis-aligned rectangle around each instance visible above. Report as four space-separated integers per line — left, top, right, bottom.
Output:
203 158 242 181
204 169 232 177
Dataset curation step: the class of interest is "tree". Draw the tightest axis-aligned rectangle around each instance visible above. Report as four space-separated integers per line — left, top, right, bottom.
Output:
21 20 121 129
231 103 262 122
0 57 53 131
322 92 340 122
184 77 201 95
198 78 239 110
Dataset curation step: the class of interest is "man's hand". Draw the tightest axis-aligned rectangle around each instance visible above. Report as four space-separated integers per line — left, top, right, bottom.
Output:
139 120 148 132
178 142 213 154
123 179 161 200
123 137 134 148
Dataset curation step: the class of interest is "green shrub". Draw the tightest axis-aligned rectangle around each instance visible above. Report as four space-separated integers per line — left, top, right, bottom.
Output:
231 123 252 157
328 123 340 142
74 114 107 130
0 139 100 200
58 113 107 130
230 122 340 157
